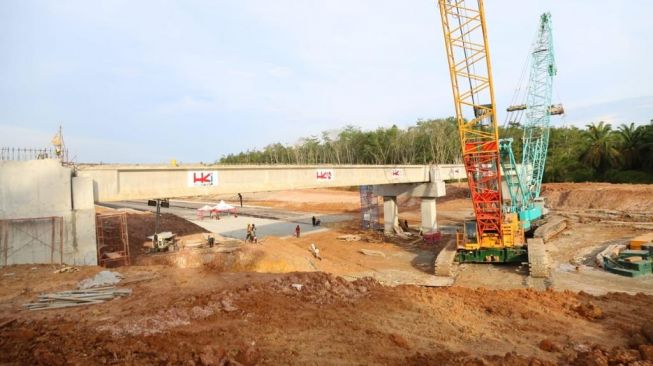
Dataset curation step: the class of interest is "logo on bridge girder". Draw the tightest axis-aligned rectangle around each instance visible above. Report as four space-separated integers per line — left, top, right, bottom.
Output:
316 169 335 181
390 168 404 178
187 171 219 187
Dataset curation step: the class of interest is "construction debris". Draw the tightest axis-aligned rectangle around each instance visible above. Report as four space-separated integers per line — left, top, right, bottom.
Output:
337 234 361 242
603 247 653 278
23 287 131 311
77 271 124 289
310 244 322 260
120 274 158 286
53 266 79 274
359 249 386 258
596 244 626 268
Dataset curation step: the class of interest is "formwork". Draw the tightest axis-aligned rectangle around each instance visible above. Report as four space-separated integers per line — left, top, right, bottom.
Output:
96 212 130 267
0 216 64 266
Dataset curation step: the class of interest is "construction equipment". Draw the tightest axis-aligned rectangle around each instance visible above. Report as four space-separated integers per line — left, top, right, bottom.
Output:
147 231 178 253
434 0 548 277
501 12 563 229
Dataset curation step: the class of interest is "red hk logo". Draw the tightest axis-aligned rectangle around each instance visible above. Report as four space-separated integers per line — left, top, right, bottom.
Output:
193 172 213 184
316 171 332 180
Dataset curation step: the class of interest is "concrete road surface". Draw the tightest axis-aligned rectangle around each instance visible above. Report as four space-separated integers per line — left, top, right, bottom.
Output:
100 200 354 240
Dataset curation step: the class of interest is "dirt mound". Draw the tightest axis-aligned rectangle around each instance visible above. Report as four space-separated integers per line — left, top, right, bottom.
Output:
3 268 653 365
542 183 653 211
126 212 209 259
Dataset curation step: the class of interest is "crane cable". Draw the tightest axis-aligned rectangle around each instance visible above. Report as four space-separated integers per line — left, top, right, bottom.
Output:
503 26 539 130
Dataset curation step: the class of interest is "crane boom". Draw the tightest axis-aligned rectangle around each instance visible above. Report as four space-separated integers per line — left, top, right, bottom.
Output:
437 0 503 245
521 12 557 200
435 2 550 277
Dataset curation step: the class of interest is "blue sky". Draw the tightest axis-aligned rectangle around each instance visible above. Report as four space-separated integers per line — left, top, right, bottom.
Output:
1 1 651 163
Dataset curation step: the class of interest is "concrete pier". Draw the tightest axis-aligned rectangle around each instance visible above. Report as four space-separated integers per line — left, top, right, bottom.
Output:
383 196 399 234
374 181 447 235
420 198 437 233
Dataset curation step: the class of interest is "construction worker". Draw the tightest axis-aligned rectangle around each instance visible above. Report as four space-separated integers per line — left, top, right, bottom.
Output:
312 216 316 226
246 224 252 242
295 224 301 238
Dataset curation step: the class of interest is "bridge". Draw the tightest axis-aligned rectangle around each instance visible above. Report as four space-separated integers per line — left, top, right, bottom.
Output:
76 163 466 235
75 164 465 201
1 160 465 266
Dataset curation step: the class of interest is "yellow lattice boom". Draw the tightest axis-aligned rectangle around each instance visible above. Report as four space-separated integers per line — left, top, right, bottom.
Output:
437 0 505 246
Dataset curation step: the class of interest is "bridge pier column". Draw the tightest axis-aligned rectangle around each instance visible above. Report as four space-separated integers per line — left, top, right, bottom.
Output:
420 197 437 233
383 196 399 235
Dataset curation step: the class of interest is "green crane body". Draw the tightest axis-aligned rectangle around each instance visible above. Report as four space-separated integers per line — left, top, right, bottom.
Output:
500 12 558 229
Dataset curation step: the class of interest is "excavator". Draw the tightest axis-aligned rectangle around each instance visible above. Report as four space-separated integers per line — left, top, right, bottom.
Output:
433 0 553 278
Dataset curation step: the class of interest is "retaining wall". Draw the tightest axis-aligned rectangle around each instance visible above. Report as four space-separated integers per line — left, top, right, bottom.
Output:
0 160 97 266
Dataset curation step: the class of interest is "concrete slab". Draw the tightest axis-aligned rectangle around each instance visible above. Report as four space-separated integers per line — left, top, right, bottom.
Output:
191 216 328 240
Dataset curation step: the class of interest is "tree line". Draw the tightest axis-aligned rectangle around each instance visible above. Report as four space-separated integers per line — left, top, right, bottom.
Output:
218 118 653 183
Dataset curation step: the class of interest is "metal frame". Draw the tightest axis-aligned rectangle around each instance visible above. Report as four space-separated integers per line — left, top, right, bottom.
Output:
360 185 380 230
499 12 557 230
521 12 556 200
437 0 503 244
96 212 130 267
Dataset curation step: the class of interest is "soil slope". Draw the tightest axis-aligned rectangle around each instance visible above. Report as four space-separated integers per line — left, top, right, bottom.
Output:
1 266 653 365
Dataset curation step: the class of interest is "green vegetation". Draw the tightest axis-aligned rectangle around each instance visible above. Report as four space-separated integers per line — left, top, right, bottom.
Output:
219 118 653 183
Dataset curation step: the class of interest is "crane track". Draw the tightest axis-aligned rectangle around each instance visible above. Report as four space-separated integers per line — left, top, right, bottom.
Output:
527 238 550 278
434 238 458 277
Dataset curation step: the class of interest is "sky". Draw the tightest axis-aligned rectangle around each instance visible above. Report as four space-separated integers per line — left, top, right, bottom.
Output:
1 1 652 163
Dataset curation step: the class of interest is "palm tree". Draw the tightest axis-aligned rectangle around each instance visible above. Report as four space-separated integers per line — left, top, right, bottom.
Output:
581 121 620 176
617 123 643 169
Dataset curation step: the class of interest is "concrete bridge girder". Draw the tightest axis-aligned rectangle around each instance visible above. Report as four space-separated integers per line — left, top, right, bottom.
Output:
76 164 466 202
75 164 465 237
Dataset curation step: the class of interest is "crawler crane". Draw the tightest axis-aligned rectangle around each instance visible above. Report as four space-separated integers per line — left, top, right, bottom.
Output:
433 0 549 277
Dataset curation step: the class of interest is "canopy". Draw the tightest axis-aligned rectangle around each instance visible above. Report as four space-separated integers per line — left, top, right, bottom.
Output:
197 205 214 212
213 200 235 211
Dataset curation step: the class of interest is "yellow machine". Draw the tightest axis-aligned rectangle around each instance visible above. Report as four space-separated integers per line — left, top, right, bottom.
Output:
435 0 548 275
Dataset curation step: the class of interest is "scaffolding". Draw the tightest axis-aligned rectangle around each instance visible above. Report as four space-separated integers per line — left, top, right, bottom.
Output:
96 212 130 267
0 216 64 266
359 185 380 230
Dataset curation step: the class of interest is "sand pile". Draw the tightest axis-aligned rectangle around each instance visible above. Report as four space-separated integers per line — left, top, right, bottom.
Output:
542 183 653 211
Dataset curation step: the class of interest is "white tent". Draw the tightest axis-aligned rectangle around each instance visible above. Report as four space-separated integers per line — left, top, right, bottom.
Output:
197 205 214 212
212 200 235 212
